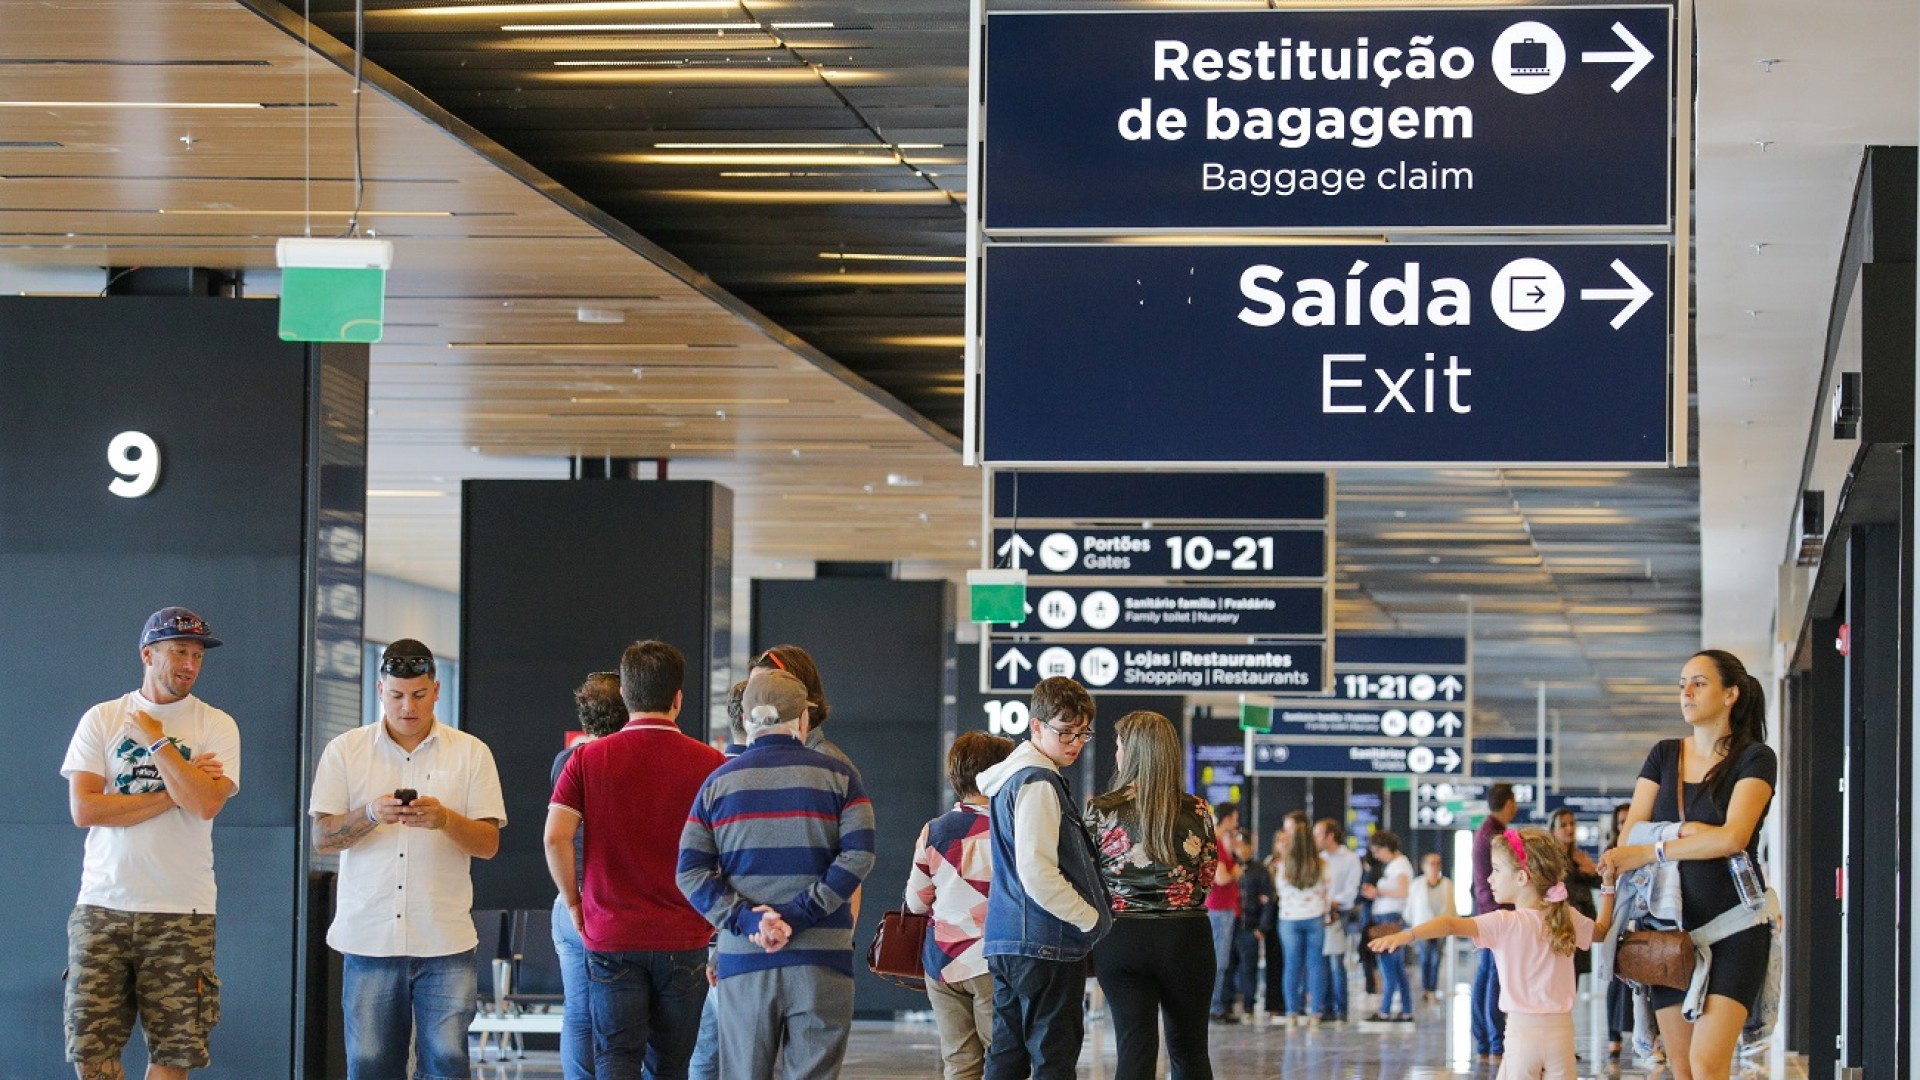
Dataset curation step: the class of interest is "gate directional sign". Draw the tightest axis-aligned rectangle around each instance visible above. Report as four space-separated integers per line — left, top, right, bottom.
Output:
982 242 1671 467
984 6 1673 232
1333 669 1468 703
1007 584 1326 637
993 526 1326 579
990 641 1323 694
1248 737 1464 778
1261 704 1466 740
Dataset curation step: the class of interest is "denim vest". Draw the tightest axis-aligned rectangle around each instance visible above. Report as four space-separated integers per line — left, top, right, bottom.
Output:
982 765 1113 961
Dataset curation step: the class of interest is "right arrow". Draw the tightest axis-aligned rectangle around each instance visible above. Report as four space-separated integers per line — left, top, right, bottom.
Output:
1580 22 1654 92
1580 259 1654 329
996 533 1034 568
1437 746 1463 773
994 647 1033 681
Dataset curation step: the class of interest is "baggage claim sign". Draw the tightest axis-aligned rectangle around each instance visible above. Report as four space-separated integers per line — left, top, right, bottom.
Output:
973 6 1679 470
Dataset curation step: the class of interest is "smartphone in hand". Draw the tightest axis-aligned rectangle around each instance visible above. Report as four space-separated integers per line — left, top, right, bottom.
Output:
394 788 418 806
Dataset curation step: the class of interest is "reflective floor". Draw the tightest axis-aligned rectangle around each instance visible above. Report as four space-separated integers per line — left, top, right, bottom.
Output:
473 981 1807 1079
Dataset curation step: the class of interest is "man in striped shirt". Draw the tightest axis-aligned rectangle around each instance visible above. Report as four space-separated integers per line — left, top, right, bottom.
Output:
677 669 877 1078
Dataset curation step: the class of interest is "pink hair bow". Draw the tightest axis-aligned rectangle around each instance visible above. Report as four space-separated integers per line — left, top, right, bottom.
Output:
1544 882 1569 903
1501 829 1527 869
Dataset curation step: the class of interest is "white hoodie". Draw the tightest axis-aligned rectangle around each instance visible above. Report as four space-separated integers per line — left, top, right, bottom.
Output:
976 740 1103 932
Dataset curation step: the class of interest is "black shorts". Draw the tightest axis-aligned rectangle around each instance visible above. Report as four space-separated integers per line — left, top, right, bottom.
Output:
1647 923 1769 1014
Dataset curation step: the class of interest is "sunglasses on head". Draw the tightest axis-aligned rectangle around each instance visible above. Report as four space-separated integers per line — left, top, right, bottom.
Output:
159 614 210 635
380 655 435 678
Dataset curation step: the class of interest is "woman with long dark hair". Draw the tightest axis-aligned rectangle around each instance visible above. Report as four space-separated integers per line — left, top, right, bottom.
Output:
1087 711 1219 1079
1548 807 1602 981
1601 650 1777 1080
1603 801 1634 1059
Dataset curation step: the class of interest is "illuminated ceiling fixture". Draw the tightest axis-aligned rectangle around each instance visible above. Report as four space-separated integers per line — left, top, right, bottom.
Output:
670 442 873 452
383 0 739 16
157 208 455 217
819 252 965 264
566 396 791 404
787 271 966 285
0 100 268 109
655 141 943 149
541 67 872 82
768 21 834 28
658 189 952 204
627 152 905 166
718 170 842 178
877 334 967 347
501 21 761 30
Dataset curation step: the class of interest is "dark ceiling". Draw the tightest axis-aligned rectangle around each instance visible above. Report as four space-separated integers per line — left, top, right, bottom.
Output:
310 0 972 432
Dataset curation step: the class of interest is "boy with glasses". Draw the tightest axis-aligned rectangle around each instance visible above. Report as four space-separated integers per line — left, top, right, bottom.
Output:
976 677 1112 1080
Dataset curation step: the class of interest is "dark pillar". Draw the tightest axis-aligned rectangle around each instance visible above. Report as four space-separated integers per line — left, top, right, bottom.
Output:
460 480 732 911
1847 524 1905 1075
751 577 951 1016
0 296 365 1079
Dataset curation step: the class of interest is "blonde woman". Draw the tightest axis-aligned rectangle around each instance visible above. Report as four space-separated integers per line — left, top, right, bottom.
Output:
1087 712 1219 1080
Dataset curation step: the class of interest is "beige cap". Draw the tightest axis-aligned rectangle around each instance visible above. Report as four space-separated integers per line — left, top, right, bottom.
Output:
743 669 809 726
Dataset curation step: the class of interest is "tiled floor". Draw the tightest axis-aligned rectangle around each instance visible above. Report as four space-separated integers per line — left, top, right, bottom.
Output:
473 986 1807 1079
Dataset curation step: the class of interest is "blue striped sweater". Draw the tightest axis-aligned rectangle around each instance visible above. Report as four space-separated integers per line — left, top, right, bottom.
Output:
676 733 876 977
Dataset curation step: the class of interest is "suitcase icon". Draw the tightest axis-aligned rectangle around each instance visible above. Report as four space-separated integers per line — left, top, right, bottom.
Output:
1509 38 1549 75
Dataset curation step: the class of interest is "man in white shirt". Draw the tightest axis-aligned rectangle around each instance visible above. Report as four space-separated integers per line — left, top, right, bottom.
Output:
1315 818 1363 1023
61 606 240 1080
309 639 506 1080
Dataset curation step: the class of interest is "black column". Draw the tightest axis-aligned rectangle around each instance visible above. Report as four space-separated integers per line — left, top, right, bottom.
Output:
0 296 366 1079
1802 615 1846 1077
1847 524 1905 1075
751 576 951 1016
461 479 732 911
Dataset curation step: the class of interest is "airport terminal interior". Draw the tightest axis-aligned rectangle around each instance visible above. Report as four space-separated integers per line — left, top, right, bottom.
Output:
0 0 1916 1076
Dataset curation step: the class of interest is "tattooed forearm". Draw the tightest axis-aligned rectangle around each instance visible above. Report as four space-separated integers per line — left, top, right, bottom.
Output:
314 810 379 854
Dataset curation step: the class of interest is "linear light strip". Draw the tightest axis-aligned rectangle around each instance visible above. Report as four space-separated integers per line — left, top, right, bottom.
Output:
382 1 739 16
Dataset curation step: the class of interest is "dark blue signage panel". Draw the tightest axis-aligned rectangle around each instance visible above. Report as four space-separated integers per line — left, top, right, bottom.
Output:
1337 633 1469 667
1333 668 1467 702
982 243 1669 466
992 470 1326 522
1262 703 1466 740
985 7 1673 231
1248 737 1464 777
1002 584 1325 636
1471 756 1556 780
993 526 1325 578
1473 736 1553 756
991 640 1324 694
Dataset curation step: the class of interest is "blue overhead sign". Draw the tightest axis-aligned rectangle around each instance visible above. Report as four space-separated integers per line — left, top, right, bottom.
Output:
1005 584 1326 637
992 470 1327 522
993 526 1326 579
1260 703 1466 740
1248 737 1465 778
981 242 1670 467
984 6 1673 232
990 640 1324 693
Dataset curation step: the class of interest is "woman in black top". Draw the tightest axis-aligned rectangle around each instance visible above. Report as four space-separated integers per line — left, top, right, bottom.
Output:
1548 807 1602 978
1601 650 1776 1080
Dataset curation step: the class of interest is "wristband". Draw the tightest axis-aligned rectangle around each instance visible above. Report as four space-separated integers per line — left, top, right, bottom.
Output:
146 736 170 757
1598 885 1616 895
1654 840 1667 864
366 802 380 825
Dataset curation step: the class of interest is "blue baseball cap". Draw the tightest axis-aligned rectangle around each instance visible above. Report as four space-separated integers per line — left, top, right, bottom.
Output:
141 607 223 650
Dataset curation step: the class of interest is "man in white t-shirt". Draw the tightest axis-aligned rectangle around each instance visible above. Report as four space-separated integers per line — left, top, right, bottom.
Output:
61 606 241 1079
309 639 506 1080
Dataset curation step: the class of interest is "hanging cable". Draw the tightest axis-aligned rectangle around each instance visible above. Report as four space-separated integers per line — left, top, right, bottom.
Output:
337 0 367 238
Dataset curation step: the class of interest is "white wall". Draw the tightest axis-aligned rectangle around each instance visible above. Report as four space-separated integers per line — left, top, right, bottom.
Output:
364 573 460 658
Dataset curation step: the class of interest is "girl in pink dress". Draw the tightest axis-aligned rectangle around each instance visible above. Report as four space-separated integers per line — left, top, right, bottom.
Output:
1370 827 1616 1079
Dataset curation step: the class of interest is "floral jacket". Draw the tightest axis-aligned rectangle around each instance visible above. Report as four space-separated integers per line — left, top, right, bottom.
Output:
1084 794 1218 917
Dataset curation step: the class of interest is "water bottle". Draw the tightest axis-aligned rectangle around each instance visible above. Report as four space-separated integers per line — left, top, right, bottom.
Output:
1728 851 1766 910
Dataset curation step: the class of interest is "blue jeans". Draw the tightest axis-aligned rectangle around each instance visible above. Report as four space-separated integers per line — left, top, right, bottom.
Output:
1207 911 1237 1013
341 951 477 1080
1371 915 1412 1015
686 979 720 1080
1277 917 1326 1016
1470 948 1505 1054
1322 915 1349 1018
585 948 709 1080
1418 939 1443 993
551 896 594 1080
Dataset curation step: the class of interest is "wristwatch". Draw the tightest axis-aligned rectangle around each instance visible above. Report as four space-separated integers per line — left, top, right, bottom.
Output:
1654 840 1667 864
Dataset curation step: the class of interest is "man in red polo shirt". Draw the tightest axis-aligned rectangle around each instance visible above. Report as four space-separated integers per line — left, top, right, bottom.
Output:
545 640 726 1079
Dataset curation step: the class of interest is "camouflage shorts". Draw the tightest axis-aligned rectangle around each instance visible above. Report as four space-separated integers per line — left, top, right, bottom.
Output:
65 905 220 1069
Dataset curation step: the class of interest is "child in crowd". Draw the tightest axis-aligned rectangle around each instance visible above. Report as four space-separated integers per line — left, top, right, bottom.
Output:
1369 828 1614 1079
977 677 1112 1080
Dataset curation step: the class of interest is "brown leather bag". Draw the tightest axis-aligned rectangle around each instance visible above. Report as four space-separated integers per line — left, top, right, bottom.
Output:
1616 927 1695 989
866 909 931 989
1616 752 1699 991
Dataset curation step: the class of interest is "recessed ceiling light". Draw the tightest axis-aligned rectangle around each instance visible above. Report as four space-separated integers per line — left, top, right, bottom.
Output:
658 189 953 204
878 334 966 347
541 67 870 83
769 21 835 29
628 152 907 166
383 0 737 15
655 142 943 149
0 100 268 109
820 252 964 264
786 271 966 285
501 21 762 30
